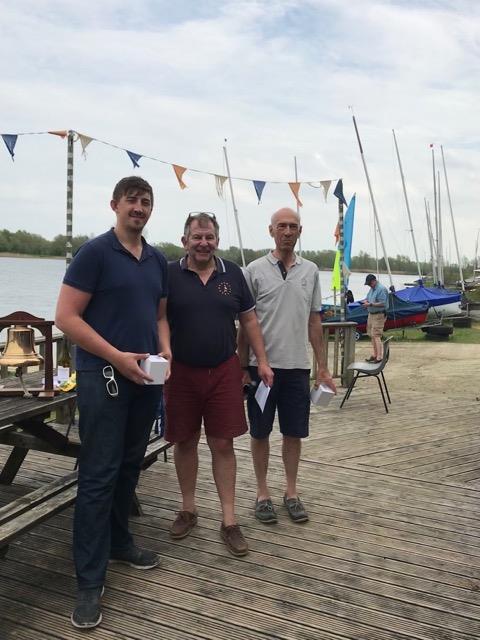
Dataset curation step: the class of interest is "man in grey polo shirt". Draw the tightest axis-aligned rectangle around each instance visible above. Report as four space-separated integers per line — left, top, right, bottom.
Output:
238 207 336 524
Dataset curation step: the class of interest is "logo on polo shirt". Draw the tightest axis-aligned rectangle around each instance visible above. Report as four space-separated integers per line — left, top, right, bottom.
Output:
217 281 232 296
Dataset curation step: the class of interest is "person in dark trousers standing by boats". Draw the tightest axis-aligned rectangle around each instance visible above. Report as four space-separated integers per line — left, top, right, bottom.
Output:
55 176 171 630
238 207 336 525
165 212 273 557
363 274 388 362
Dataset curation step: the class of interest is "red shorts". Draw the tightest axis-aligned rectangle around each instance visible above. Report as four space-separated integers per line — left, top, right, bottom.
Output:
164 354 248 443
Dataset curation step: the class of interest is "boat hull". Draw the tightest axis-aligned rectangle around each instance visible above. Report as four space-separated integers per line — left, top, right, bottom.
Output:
322 294 429 335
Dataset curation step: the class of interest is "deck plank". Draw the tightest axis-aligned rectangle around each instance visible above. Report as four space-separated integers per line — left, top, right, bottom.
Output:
1 381 480 638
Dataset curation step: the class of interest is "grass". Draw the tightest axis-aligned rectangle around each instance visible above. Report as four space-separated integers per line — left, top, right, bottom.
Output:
384 323 480 344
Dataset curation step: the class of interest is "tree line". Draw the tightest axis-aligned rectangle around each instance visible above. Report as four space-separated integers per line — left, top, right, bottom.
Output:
0 229 471 282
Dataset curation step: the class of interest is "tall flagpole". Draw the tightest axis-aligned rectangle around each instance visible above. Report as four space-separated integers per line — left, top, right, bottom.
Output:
66 130 74 267
294 156 302 256
441 145 465 291
223 141 246 267
392 129 422 279
352 115 393 288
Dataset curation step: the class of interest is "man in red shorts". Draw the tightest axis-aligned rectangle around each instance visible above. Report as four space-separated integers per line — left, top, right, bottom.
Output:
165 212 273 556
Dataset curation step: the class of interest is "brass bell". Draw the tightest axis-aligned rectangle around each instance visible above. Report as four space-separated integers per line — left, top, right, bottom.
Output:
0 324 44 368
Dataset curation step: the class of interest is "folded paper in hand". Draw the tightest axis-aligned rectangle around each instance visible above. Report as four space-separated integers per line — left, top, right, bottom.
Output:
255 381 270 412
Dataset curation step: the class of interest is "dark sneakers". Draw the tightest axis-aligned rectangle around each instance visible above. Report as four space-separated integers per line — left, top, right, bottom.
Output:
110 545 160 569
254 498 278 524
283 496 309 523
220 523 249 556
71 586 104 629
170 510 198 539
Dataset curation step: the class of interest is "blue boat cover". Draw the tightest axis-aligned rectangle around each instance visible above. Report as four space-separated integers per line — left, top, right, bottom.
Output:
323 294 428 325
395 285 461 307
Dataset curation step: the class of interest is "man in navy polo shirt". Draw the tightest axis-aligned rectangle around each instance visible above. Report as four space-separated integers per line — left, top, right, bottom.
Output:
56 176 170 629
165 212 273 557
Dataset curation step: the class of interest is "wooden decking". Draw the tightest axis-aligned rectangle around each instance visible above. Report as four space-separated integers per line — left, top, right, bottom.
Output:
1 351 480 638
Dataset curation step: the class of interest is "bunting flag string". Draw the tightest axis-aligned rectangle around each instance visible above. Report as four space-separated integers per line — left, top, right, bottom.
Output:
215 174 227 199
48 130 68 138
77 133 93 158
0 128 345 208
126 150 142 168
320 180 332 202
2 134 17 161
333 178 347 206
172 164 188 190
253 180 266 204
288 182 303 208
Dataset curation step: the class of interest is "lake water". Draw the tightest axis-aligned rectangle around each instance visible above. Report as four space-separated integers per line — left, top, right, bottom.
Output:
0 255 417 322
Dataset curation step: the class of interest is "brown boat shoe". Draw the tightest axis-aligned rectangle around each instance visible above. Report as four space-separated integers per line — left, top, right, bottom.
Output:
220 523 249 557
170 510 198 539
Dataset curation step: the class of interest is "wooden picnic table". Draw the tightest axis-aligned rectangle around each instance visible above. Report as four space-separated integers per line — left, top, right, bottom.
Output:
0 383 77 485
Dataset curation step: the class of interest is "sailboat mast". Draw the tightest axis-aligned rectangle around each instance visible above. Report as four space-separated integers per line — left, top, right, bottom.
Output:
425 199 438 284
293 156 302 256
431 146 439 285
441 145 465 291
392 129 422 279
352 115 393 288
437 170 444 285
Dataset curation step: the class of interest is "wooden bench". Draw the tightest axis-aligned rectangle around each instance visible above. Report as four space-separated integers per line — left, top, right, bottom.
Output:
0 436 171 557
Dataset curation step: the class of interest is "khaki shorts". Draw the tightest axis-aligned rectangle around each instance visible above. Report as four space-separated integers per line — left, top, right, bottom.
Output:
367 312 385 337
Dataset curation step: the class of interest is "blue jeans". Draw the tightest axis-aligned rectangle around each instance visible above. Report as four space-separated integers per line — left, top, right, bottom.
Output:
74 370 162 589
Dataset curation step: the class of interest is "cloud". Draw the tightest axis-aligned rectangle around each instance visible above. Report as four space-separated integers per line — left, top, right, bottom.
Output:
0 0 478 266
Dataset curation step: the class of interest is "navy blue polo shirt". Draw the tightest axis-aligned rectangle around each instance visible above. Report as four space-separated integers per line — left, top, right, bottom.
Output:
63 229 168 370
167 256 254 367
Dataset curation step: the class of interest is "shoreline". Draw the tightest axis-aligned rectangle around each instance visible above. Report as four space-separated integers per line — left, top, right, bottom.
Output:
0 253 64 260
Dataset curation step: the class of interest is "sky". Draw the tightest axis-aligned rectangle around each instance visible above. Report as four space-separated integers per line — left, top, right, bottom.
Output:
1 0 479 266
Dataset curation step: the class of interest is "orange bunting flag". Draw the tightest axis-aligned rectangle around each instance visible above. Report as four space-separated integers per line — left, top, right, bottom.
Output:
288 182 303 208
172 164 188 190
334 222 340 245
48 130 68 138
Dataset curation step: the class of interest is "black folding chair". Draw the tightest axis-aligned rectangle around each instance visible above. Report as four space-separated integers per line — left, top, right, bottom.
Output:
340 336 392 413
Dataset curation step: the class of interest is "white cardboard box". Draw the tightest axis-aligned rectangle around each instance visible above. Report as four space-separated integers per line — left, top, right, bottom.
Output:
310 384 335 407
140 355 168 385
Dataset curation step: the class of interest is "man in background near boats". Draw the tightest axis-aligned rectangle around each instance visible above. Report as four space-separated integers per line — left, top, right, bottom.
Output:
165 212 273 557
363 273 388 363
238 207 336 525
55 176 170 630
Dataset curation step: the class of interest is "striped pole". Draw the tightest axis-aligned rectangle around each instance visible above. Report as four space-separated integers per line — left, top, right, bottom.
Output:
338 194 345 321
65 130 74 267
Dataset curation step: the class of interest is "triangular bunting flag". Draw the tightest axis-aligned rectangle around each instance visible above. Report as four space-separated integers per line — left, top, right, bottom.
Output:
172 164 188 190
78 134 93 158
320 180 332 202
2 134 17 161
253 180 266 204
331 250 341 292
215 175 227 199
333 179 347 206
48 130 68 138
126 150 142 168
288 182 303 208
333 223 340 245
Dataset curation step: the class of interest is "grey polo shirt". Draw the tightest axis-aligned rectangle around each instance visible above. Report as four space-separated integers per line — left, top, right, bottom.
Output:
243 252 322 369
